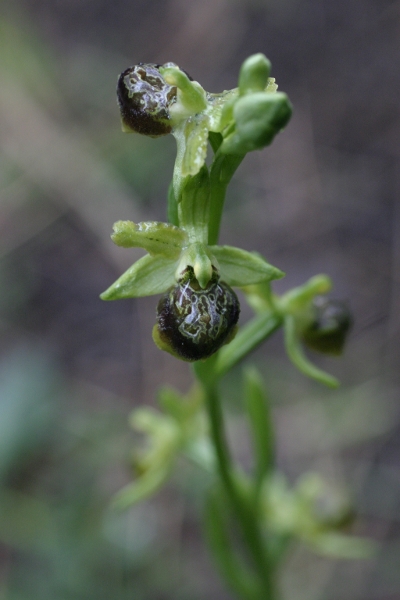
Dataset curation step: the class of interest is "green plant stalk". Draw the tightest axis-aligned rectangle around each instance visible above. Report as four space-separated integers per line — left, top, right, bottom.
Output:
204 490 262 600
197 375 275 599
106 55 358 600
192 296 283 598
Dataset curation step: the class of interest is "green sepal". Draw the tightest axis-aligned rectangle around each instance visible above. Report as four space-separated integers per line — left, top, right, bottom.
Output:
243 368 274 490
111 220 187 258
238 53 271 96
220 92 292 155
112 464 172 509
210 245 285 287
179 165 210 243
113 407 180 508
100 254 176 300
284 314 339 388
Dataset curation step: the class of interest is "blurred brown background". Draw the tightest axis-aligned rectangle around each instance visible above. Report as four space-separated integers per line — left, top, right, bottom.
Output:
0 1 399 598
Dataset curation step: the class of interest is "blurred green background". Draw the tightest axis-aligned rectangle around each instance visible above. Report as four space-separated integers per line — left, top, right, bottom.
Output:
0 1 399 598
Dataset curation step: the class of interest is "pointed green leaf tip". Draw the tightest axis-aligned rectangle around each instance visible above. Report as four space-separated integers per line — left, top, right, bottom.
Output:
210 245 285 287
100 254 176 300
111 220 187 258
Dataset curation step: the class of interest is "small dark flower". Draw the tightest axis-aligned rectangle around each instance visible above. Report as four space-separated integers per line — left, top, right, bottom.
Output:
155 267 240 361
302 297 352 356
117 63 178 136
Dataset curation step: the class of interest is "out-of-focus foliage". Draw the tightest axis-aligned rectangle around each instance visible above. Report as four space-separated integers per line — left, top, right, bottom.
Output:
0 1 399 598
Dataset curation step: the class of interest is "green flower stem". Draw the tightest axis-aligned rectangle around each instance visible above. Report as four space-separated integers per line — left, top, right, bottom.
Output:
208 150 245 245
208 312 282 383
193 311 283 597
196 374 275 599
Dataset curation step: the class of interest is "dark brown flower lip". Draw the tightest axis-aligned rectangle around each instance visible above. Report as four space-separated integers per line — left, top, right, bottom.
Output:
116 63 193 137
155 268 240 361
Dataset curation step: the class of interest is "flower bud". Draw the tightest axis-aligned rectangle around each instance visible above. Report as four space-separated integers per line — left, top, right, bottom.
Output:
154 267 240 361
117 63 178 136
238 53 271 95
220 92 292 155
302 297 352 355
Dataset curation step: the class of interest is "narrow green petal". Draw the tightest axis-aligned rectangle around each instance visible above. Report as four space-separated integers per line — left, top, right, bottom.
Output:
284 315 339 388
112 465 172 509
210 245 285 287
111 220 187 258
100 254 176 300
